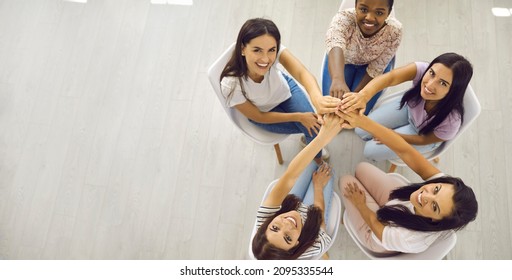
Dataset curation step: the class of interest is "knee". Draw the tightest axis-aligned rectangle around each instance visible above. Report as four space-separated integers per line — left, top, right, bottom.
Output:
355 127 372 141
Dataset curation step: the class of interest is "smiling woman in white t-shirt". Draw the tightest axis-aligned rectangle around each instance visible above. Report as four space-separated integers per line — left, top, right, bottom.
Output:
338 110 478 255
219 18 342 165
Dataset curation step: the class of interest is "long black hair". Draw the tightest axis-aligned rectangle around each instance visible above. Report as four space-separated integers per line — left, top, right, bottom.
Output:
219 18 281 103
251 194 323 260
399 53 473 135
377 176 478 232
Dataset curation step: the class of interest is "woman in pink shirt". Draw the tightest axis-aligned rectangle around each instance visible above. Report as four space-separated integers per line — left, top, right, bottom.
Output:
340 52 473 162
324 0 402 115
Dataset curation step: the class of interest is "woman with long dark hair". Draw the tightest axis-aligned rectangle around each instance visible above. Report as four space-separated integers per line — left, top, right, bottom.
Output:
219 18 341 164
252 113 344 259
338 110 478 254
340 52 473 162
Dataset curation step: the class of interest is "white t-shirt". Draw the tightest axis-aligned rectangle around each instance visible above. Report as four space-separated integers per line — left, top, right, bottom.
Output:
372 173 452 253
220 46 291 112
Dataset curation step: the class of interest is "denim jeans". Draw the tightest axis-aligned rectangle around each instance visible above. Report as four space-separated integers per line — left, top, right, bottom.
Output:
322 55 394 115
289 161 334 224
355 96 442 161
250 73 322 159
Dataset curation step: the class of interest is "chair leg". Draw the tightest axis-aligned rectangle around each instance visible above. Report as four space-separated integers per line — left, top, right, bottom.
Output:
274 144 283 165
388 163 397 173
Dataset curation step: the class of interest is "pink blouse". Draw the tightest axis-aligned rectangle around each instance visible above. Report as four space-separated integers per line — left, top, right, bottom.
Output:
325 8 402 78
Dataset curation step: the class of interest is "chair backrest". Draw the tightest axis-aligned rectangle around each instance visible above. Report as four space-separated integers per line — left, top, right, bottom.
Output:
247 179 342 260
207 43 289 145
343 172 458 259
388 83 481 166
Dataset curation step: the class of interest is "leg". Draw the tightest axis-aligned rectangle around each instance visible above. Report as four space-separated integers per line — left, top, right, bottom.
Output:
321 54 331 96
278 74 322 160
302 168 335 224
339 174 395 254
355 96 408 140
322 59 358 96
289 161 318 200
363 60 395 115
354 162 404 205
363 124 443 162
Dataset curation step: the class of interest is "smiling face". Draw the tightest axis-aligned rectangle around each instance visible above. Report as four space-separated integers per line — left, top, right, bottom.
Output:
265 210 303 250
410 183 455 221
421 63 454 102
242 34 277 83
355 0 390 37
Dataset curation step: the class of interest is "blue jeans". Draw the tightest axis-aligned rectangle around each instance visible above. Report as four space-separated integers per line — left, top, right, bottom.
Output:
250 73 322 159
322 55 395 115
289 161 334 224
355 96 441 161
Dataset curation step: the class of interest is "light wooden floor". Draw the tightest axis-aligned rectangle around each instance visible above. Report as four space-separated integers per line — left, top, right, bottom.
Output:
0 0 511 260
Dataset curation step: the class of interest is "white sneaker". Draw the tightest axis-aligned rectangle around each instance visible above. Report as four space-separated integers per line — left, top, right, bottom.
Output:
321 147 330 161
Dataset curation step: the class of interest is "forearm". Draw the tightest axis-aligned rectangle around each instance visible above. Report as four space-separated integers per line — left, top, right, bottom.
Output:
313 188 326 229
398 133 443 146
356 115 440 180
353 73 373 93
248 111 303 124
296 71 324 110
285 128 337 182
328 48 346 84
355 203 384 241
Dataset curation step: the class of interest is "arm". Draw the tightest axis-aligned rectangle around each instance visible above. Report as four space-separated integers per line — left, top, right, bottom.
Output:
397 132 443 146
263 114 343 207
311 164 333 229
343 181 385 240
279 49 341 115
327 47 351 99
340 62 418 113
353 72 373 93
235 100 320 137
342 112 440 180
325 10 352 99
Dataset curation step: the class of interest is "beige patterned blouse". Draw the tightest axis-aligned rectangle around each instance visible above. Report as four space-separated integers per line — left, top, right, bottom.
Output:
325 8 402 78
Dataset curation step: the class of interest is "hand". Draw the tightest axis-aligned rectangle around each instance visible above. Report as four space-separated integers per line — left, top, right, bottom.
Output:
340 91 367 115
299 112 322 137
329 79 350 99
319 113 344 137
312 95 342 117
338 110 364 130
312 163 333 191
343 181 366 207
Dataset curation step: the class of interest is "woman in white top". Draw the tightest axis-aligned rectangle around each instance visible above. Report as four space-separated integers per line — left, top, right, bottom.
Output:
338 111 478 254
219 18 341 164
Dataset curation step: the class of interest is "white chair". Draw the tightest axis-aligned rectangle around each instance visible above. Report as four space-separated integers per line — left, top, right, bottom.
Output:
343 172 457 260
247 179 342 260
208 43 289 164
379 84 481 172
